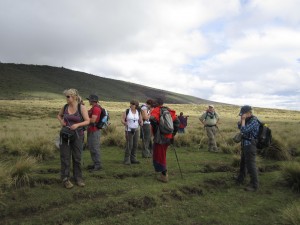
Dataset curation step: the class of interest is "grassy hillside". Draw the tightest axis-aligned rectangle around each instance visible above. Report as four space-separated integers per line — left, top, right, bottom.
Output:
1 100 300 224
0 63 213 104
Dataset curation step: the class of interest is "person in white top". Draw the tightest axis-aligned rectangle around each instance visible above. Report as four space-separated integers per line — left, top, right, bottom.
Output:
140 99 154 158
121 100 143 165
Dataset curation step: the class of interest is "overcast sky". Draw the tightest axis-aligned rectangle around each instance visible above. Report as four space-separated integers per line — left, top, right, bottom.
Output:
1 0 300 110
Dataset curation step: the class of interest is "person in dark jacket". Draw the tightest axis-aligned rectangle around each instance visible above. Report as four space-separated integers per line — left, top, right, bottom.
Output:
235 105 260 192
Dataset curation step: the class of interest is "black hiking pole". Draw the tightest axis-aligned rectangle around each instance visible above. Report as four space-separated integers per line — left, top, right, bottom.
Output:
171 143 183 179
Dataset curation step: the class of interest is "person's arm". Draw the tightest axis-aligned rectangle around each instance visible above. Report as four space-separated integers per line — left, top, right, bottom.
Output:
141 109 150 120
121 111 127 126
57 106 66 127
139 111 143 126
90 107 101 124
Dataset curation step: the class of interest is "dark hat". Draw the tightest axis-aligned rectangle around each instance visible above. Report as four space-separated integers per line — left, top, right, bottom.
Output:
86 94 99 102
239 105 252 116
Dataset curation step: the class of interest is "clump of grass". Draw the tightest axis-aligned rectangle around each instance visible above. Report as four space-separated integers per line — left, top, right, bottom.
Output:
258 138 291 161
0 161 12 191
101 129 125 148
27 138 56 160
11 156 38 188
220 144 233 154
231 155 241 168
174 134 192 147
281 162 300 192
281 202 300 225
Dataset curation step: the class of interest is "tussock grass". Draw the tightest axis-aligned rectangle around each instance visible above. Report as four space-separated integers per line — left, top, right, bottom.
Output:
11 156 38 188
281 202 300 225
258 138 291 161
282 162 300 192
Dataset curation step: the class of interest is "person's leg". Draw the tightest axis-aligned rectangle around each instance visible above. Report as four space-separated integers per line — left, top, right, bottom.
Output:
236 147 246 184
71 135 84 186
131 129 140 163
211 126 218 151
142 124 151 158
124 131 132 164
60 141 71 183
245 144 259 190
87 131 101 169
206 127 214 151
153 143 169 182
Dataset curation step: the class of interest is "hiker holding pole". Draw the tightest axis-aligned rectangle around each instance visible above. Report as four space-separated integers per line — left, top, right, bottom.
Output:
57 89 90 189
121 100 143 165
149 98 180 183
199 105 220 152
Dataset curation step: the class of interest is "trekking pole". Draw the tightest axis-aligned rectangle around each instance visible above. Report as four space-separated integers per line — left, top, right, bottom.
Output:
198 126 206 150
216 125 228 146
171 143 183 179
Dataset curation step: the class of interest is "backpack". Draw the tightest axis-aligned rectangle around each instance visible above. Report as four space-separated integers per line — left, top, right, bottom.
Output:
256 120 272 149
159 107 174 134
95 106 109 129
205 111 216 120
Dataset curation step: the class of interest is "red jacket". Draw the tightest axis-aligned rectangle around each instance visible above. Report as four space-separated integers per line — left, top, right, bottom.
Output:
150 106 177 139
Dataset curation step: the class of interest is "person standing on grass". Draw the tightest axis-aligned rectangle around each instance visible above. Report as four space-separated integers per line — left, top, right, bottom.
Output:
86 94 103 172
235 105 260 192
150 98 179 183
199 105 220 152
57 89 90 189
140 99 154 158
121 100 143 165
178 112 189 133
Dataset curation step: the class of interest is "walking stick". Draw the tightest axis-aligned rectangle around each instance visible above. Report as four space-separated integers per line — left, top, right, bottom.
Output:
171 143 183 179
216 125 228 146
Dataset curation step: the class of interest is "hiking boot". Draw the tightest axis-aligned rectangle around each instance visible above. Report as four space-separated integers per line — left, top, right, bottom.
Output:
76 179 85 187
244 186 257 192
123 158 131 165
63 179 74 189
89 165 103 172
157 174 168 183
87 164 94 170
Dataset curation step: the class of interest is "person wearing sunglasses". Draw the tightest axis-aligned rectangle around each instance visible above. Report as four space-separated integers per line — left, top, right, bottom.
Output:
121 100 143 165
57 88 90 189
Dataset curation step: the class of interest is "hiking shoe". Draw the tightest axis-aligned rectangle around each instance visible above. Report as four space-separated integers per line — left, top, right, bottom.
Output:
76 180 85 187
157 174 168 183
89 166 103 172
63 179 74 189
244 186 257 192
87 164 94 170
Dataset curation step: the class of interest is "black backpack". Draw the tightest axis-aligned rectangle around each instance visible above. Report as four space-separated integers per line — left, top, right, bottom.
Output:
256 120 272 149
95 105 109 129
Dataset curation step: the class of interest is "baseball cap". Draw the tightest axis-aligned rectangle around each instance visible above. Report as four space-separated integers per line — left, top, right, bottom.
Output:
239 105 252 116
86 94 99 102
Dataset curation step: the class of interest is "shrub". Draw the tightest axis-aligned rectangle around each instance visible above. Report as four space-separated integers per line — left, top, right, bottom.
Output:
281 202 300 225
282 162 300 192
11 156 38 188
258 138 291 161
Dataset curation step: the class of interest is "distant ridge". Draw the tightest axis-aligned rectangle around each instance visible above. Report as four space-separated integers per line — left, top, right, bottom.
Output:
0 63 213 104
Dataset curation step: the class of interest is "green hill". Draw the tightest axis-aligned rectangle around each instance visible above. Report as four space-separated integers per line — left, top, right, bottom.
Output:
0 63 213 104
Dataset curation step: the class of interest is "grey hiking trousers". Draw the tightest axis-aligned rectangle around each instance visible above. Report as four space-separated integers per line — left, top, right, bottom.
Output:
141 124 152 157
87 130 101 168
238 143 259 189
60 133 84 182
124 129 139 162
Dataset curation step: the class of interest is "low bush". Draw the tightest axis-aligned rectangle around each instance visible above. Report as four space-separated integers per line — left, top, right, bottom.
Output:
282 162 300 192
11 156 38 188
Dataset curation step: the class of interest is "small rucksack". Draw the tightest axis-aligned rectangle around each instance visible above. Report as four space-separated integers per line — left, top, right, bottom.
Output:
159 107 174 134
256 120 272 149
95 106 109 129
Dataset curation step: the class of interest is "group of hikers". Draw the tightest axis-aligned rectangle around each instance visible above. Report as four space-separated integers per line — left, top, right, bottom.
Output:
57 88 260 192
